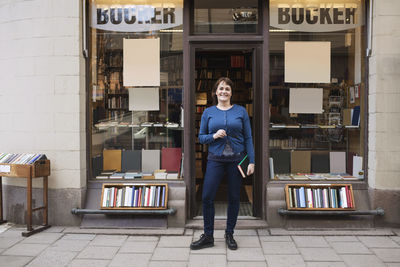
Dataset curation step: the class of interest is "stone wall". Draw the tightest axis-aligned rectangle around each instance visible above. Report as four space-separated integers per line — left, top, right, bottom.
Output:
368 0 400 226
0 0 85 225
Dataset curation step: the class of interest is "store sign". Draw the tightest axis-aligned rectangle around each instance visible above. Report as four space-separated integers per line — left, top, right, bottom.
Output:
270 0 364 32
91 4 182 32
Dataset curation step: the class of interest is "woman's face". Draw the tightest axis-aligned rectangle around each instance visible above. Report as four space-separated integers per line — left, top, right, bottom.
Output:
216 81 232 104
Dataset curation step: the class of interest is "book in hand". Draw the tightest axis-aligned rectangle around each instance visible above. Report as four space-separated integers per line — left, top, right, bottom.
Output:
237 155 249 178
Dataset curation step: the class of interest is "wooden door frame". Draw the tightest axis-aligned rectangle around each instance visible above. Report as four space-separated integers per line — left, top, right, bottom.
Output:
185 42 264 219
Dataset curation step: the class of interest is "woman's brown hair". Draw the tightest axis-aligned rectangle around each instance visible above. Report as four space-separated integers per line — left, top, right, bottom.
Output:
212 77 234 105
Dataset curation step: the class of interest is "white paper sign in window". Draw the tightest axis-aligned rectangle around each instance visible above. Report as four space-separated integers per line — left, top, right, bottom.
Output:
285 41 330 83
128 87 159 111
289 88 323 114
123 38 160 86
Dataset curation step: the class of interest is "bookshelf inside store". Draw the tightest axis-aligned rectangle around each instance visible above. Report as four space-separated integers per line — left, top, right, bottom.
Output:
89 27 184 181
285 184 355 211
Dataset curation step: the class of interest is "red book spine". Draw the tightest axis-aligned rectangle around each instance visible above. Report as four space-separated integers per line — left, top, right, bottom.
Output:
345 186 350 208
138 188 142 207
113 188 117 208
347 186 353 208
147 187 151 207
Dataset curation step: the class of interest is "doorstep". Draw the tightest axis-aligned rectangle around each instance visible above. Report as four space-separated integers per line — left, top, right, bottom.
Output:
186 218 268 230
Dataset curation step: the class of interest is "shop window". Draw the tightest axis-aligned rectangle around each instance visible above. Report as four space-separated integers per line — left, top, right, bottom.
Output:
193 0 258 34
268 1 366 181
89 0 184 180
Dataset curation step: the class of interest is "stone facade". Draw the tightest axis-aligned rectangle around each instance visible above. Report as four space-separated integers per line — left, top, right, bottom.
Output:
367 0 400 226
0 0 86 225
0 0 399 227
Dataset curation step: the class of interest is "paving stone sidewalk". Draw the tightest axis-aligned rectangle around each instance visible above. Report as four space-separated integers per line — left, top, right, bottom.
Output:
0 224 399 267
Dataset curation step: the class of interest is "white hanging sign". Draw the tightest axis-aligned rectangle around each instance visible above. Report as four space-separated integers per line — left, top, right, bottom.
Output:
270 0 364 32
91 4 183 32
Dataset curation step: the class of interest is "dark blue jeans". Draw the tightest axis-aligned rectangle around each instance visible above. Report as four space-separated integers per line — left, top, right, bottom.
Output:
202 159 242 237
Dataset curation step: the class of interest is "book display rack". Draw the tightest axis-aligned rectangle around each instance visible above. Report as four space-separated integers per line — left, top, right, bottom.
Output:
285 184 355 211
100 183 168 210
0 155 51 236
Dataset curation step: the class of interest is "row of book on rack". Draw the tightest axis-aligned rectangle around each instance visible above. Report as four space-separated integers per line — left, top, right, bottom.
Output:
97 170 179 180
94 148 183 179
288 186 354 209
101 185 166 208
0 153 47 165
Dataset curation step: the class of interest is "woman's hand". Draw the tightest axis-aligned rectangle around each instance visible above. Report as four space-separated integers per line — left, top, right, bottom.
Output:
213 129 227 139
246 163 255 176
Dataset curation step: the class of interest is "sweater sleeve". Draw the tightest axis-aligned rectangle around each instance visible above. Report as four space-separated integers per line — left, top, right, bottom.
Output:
243 109 255 164
198 110 215 144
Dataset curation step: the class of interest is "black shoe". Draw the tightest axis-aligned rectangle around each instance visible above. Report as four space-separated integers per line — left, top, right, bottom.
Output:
225 233 238 250
190 234 214 250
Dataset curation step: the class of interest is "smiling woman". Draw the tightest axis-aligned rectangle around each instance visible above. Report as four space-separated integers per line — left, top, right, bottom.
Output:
191 77 255 250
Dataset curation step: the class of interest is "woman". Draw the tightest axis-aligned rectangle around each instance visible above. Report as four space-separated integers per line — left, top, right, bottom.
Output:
190 77 255 250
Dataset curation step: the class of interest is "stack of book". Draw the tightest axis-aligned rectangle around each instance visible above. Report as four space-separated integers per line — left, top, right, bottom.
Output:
101 185 166 208
0 153 46 165
287 185 354 209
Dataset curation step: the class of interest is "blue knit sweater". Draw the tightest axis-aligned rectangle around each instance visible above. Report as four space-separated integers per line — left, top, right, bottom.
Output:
198 105 255 163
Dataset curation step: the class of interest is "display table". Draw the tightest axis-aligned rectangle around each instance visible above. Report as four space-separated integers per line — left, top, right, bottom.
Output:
0 160 51 236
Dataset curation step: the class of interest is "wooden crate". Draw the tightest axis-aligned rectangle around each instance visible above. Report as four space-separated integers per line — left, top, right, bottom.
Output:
285 184 355 211
100 183 168 210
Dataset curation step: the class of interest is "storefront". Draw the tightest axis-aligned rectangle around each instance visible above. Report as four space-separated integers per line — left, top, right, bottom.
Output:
3 0 399 228
84 0 373 228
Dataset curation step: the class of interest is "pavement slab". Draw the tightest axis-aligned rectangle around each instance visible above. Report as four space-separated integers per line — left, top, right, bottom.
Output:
233 229 258 236
0 255 33 267
21 233 63 244
126 235 159 242
372 248 400 262
2 243 48 257
233 235 261 247
148 261 188 267
119 241 157 253
62 234 96 241
189 254 227 267
89 234 127 247
152 247 190 261
108 253 151 267
67 259 110 267
292 236 330 248
0 237 23 249
257 229 270 236
158 236 193 247
190 240 226 254
324 236 358 242
228 261 267 267
306 262 347 267
358 236 400 248
76 246 119 260
43 226 65 233
261 241 299 255
391 236 400 245
227 247 265 261
49 239 91 252
264 254 306 267
259 235 292 242
341 254 386 267
298 247 341 262
185 229 194 236
25 249 77 267
330 241 371 254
